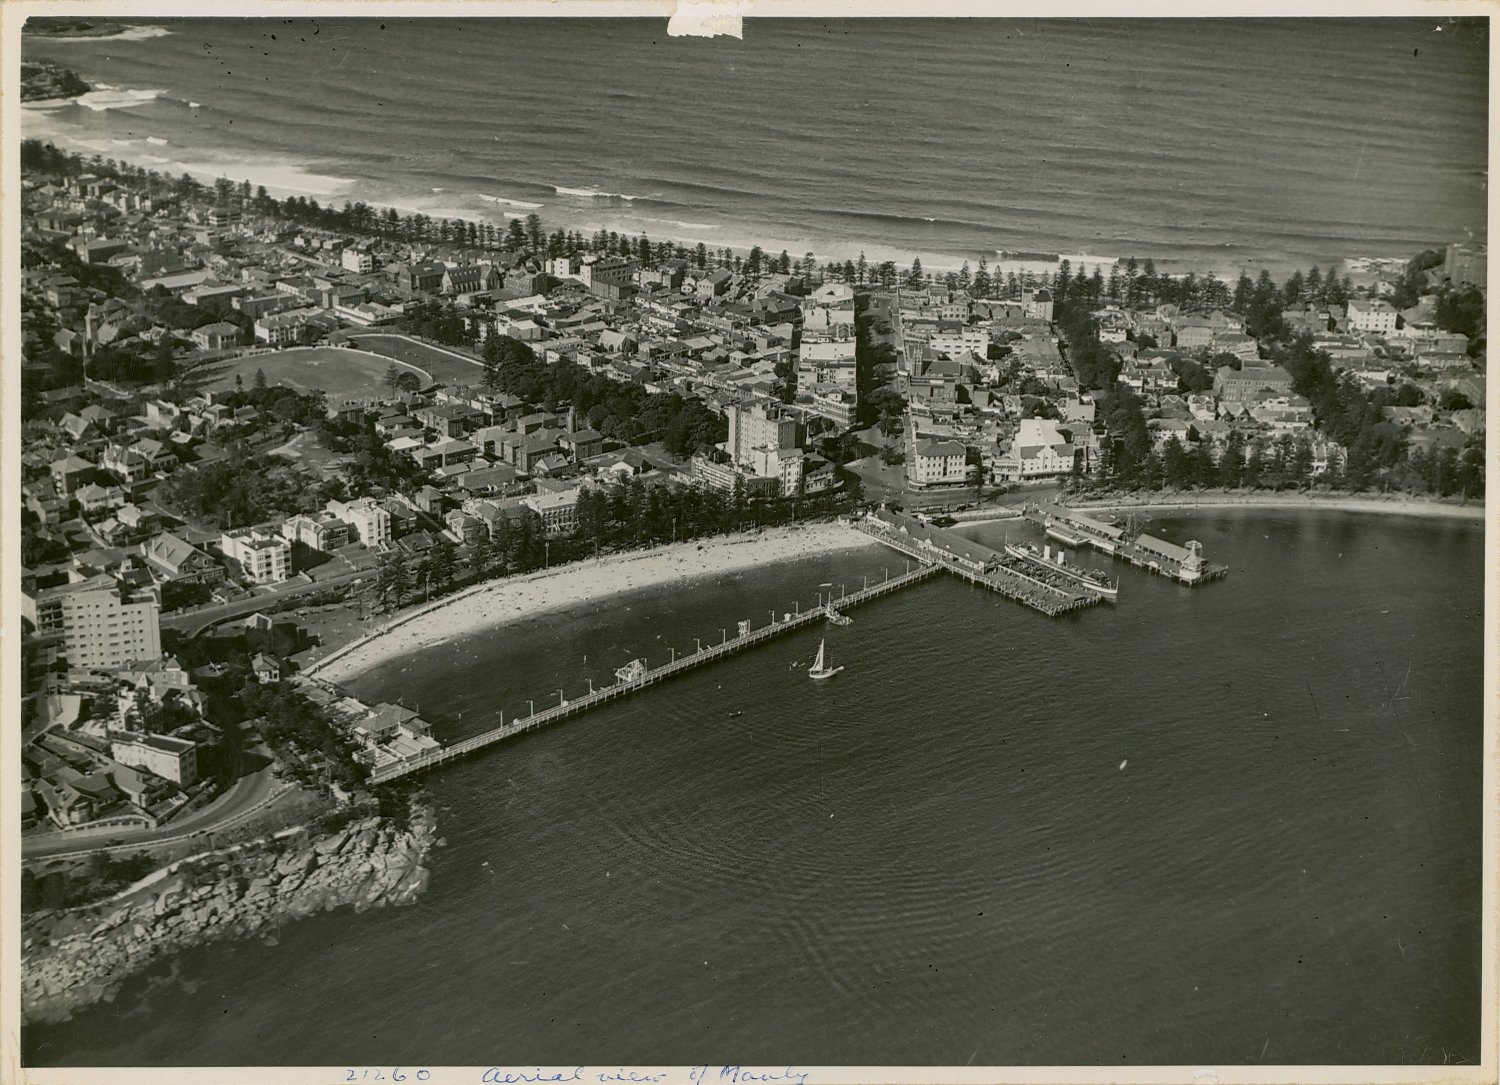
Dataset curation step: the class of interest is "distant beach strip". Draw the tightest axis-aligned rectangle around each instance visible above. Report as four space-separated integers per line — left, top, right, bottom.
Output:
19 17 1487 277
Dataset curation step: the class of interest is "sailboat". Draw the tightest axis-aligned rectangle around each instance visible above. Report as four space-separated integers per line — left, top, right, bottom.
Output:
807 638 843 680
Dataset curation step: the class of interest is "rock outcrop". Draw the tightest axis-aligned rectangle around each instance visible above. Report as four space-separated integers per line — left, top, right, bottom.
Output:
22 803 437 1025
21 60 91 102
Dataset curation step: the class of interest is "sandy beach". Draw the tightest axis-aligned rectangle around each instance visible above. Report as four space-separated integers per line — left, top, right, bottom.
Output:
310 523 876 683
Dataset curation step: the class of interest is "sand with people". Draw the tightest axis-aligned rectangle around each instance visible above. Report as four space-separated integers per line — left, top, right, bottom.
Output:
310 523 877 683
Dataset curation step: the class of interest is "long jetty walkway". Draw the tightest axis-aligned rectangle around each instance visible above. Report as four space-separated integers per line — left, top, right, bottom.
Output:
367 561 940 784
856 508 1106 617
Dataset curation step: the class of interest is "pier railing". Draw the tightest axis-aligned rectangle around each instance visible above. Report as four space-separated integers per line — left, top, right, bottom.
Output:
367 561 940 784
368 510 1132 785
1022 504 1229 586
853 518 1104 616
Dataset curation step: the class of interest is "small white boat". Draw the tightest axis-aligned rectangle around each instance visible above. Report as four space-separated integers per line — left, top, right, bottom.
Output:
825 606 853 627
808 638 843 680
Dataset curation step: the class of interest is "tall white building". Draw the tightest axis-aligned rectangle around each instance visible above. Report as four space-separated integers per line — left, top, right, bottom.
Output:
722 401 810 497
329 498 392 549
908 438 968 486
929 327 988 359
748 445 805 495
341 246 374 274
221 527 291 584
907 419 968 487
796 339 858 391
61 584 162 671
1345 299 1399 334
110 731 198 786
726 401 804 468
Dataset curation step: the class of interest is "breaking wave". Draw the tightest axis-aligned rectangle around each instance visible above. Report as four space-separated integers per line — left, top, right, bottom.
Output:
74 86 167 112
478 193 544 210
553 185 644 201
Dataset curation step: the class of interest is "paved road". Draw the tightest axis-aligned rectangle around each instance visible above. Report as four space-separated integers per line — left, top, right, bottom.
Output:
22 761 281 861
162 567 372 635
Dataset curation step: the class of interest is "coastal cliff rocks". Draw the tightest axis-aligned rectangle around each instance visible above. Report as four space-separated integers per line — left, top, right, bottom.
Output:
21 803 437 1025
20 60 91 102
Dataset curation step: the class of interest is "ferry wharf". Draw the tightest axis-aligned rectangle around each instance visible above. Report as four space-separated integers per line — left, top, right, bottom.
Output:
855 507 1106 616
1022 501 1229 585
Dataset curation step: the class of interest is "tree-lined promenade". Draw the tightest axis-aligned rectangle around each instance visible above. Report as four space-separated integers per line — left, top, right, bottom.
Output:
371 473 861 614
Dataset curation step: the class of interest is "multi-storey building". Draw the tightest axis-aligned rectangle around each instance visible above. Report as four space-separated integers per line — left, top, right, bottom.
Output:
1213 362 1296 405
1443 242 1486 288
523 488 581 536
110 730 198 786
220 527 291 584
22 573 119 637
280 512 351 552
341 246 374 274
909 438 968 487
329 498 392 549
60 584 162 671
929 327 988 359
907 418 969 488
1345 299 1399 334
726 401 804 467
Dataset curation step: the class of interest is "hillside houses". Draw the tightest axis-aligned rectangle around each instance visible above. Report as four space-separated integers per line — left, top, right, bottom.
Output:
18 146 1485 654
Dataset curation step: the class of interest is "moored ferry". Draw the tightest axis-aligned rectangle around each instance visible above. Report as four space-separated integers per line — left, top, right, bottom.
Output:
1004 541 1120 599
1022 501 1228 586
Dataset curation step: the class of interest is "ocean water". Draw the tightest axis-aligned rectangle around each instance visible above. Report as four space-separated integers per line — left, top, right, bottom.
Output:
20 17 1489 276
23 510 1485 1066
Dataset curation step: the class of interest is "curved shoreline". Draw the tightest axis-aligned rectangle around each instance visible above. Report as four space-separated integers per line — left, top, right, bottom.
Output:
307 498 1482 683
948 491 1485 526
1064 492 1486 521
308 523 878 684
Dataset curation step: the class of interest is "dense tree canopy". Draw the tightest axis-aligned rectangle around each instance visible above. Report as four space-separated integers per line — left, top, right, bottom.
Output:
161 450 333 528
481 338 726 458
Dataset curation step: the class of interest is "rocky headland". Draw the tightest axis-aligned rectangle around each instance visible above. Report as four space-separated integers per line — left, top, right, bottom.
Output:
24 19 125 38
21 60 92 103
22 803 438 1025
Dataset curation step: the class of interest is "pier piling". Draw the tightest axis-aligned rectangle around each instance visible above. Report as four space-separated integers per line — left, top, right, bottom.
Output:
367 561 941 783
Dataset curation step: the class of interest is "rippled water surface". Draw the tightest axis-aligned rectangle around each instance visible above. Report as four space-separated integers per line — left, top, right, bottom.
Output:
24 511 1484 1066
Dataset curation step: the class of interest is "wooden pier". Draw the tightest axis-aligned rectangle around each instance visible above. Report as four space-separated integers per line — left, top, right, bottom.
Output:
367 562 940 784
367 508 1123 785
856 509 1107 616
1022 502 1229 585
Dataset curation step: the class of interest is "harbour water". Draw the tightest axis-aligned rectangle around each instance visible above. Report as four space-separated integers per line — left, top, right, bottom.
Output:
23 510 1484 1066
21 17 1489 275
